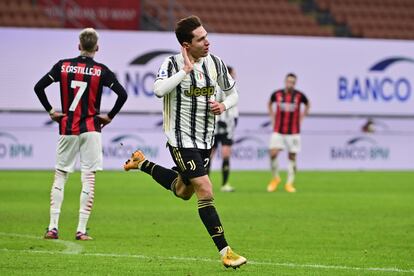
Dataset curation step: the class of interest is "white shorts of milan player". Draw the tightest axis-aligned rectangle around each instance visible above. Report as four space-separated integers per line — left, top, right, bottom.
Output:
55 132 103 172
269 132 301 154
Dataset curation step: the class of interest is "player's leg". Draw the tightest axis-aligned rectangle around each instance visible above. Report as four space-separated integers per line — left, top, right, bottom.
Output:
267 132 284 192
77 131 103 240
285 134 301 193
220 138 234 192
45 135 77 239
183 149 246 268
124 149 195 200
206 136 218 175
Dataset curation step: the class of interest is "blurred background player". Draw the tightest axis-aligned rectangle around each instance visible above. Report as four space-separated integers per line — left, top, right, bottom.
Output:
34 28 128 240
208 66 239 192
124 16 246 269
267 73 310 193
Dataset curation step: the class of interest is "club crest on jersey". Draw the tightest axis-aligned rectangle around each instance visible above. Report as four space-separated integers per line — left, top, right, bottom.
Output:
195 72 204 81
184 85 215 97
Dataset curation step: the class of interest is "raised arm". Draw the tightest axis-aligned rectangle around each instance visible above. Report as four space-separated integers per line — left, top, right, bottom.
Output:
154 47 193 98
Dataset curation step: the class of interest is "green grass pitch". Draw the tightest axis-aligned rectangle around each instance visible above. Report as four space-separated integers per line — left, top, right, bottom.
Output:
0 170 413 275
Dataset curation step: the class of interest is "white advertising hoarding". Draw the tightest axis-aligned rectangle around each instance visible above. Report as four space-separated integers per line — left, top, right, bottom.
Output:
0 28 414 115
1 113 413 170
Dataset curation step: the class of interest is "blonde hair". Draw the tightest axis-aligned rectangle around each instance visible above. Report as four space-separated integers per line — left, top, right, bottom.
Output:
79 28 99 52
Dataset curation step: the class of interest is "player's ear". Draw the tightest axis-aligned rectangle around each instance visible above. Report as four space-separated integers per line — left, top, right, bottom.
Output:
182 42 190 49
95 45 99 52
78 44 81 51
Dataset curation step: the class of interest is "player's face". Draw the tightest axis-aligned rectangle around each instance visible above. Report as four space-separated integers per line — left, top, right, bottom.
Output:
188 26 210 59
285 76 296 91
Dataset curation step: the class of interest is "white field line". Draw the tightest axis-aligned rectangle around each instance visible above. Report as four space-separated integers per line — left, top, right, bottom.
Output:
0 233 413 274
0 232 83 254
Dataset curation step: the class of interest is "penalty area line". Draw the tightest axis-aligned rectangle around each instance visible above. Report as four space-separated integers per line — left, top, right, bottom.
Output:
0 247 413 274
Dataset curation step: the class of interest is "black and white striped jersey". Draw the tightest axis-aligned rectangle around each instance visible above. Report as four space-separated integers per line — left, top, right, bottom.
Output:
156 53 236 149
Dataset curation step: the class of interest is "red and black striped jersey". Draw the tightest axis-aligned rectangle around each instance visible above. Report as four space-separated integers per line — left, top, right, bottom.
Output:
47 56 118 135
270 89 309 135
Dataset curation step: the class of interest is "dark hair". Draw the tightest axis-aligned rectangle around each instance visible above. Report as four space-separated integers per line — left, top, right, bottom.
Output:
175 15 202 45
286 73 297 79
227 66 233 75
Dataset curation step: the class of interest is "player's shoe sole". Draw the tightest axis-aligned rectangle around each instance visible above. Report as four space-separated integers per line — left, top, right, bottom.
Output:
44 228 58 239
267 176 281 192
285 183 297 193
222 247 247 269
124 150 146 171
76 231 93 241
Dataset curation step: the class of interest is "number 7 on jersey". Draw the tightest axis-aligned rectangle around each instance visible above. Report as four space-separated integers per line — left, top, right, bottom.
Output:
69 80 88 111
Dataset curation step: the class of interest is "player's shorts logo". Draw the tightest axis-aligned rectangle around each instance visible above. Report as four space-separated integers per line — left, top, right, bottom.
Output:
184 85 215 97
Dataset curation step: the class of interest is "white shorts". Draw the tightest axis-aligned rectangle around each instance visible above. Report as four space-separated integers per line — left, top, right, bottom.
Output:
269 132 301 153
55 131 103 173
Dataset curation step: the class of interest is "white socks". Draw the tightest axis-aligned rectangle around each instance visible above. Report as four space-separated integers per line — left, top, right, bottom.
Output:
77 171 96 233
270 157 279 178
49 170 68 230
287 159 296 184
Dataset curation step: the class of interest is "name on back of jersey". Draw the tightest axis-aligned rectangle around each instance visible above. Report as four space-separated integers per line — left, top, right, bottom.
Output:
184 85 215 97
61 64 102 76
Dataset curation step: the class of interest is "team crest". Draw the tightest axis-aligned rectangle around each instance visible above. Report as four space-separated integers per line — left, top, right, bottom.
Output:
195 72 204 81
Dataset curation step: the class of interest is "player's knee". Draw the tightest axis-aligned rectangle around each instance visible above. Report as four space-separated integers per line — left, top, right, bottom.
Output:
180 193 192 201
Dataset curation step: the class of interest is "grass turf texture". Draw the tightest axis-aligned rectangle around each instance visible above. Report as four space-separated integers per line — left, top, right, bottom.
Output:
0 170 413 275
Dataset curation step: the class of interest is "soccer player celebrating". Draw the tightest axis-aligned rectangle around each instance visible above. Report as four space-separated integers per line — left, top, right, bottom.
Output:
124 16 247 268
267 73 310 193
34 28 128 240
208 66 239 192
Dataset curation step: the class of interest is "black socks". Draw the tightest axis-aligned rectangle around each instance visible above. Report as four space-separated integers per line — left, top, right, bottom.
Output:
140 160 178 191
198 199 228 251
222 158 230 186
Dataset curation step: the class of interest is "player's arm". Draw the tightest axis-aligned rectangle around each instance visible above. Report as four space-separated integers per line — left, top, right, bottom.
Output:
153 47 193 98
301 94 310 123
34 63 65 122
268 93 276 127
210 58 238 115
98 70 128 127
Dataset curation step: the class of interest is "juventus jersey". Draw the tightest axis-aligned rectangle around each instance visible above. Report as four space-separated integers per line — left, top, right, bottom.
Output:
156 53 235 149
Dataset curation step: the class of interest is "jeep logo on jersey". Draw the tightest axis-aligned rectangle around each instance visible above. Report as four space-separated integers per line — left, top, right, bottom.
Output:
184 86 215 97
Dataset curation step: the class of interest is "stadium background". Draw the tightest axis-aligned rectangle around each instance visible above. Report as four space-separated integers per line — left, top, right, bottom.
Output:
0 1 413 275
1 0 413 171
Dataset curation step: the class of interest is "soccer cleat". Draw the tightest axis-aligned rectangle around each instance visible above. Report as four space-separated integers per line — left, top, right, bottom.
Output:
267 176 281 192
285 183 297 193
44 228 58 239
76 231 93 241
221 183 235 192
124 150 146 171
222 247 247 269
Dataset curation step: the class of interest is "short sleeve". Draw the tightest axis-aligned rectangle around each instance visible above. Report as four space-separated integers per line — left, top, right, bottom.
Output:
102 67 118 88
270 92 276 103
156 57 173 81
48 62 61 82
217 58 235 91
301 92 309 104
